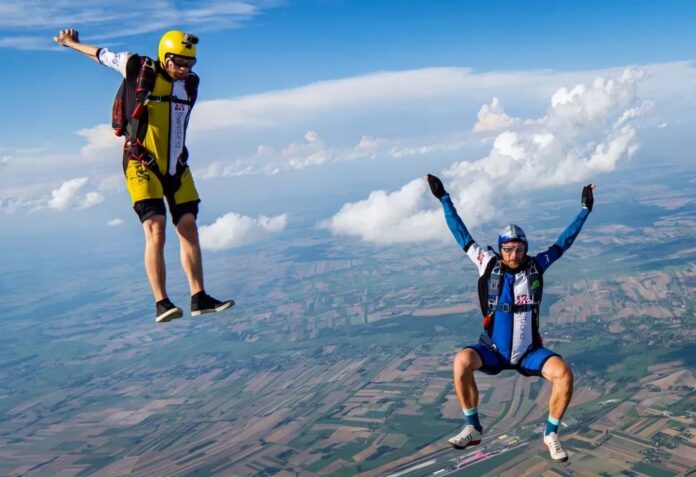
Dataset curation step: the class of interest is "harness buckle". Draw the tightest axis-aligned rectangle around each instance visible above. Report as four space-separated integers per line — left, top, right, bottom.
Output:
142 154 157 170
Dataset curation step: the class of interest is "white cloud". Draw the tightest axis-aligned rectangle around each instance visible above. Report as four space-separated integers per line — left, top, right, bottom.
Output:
196 161 226 180
1 155 11 166
615 100 654 128
325 179 448 244
190 63 692 134
47 177 104 211
77 124 123 163
473 97 518 132
355 136 385 153
0 196 36 214
386 135 472 159
195 132 389 178
282 130 329 169
107 218 124 227
0 1 276 51
328 68 651 242
199 212 287 251
445 68 648 194
192 67 496 132
6 62 692 224
0 36 57 51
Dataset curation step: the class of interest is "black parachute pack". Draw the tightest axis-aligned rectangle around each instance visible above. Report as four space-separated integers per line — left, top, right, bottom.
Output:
111 56 199 193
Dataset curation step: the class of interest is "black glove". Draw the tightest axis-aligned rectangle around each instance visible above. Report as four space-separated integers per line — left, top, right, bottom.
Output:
426 174 447 200
581 184 595 212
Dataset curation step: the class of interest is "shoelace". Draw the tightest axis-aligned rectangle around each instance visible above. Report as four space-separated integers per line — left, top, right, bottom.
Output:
548 436 562 453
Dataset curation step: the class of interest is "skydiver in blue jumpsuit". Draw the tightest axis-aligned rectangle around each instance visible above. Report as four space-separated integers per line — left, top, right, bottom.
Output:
426 174 595 462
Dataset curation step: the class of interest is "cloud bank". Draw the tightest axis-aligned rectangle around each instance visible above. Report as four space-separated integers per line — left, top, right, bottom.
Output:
328 68 651 243
199 212 287 251
195 131 385 178
5 62 689 221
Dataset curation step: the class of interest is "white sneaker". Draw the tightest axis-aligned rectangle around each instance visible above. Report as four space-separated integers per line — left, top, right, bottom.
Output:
448 424 482 449
543 432 568 462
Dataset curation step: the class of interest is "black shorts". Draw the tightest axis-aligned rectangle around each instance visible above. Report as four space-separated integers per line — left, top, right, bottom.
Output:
133 198 200 226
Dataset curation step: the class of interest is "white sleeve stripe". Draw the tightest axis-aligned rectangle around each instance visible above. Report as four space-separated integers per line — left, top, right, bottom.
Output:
98 48 133 79
465 243 496 276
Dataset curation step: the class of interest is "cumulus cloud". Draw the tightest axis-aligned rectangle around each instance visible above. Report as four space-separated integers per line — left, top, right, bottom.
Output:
47 177 104 211
199 212 287 251
329 68 650 243
325 179 447 244
473 97 518 132
107 218 124 227
1 155 11 166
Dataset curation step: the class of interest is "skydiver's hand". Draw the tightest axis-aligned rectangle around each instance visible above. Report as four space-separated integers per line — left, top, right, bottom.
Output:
54 29 80 47
424 174 447 200
581 184 596 211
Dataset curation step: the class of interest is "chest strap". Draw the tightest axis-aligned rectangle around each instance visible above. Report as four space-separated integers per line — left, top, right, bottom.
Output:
490 303 537 313
147 95 194 105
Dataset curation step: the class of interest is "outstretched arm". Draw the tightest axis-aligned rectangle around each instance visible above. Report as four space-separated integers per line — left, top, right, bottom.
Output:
535 184 595 271
54 29 100 62
442 194 475 251
555 184 595 252
425 174 474 250
55 29 136 78
425 174 496 275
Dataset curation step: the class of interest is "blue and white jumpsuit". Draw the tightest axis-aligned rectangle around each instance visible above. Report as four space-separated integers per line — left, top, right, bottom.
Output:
440 193 590 376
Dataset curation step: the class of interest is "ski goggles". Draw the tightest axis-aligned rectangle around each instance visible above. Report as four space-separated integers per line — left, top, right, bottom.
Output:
167 54 197 68
501 245 525 253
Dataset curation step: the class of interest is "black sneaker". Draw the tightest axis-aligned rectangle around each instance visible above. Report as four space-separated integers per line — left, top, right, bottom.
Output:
156 298 183 323
191 291 235 317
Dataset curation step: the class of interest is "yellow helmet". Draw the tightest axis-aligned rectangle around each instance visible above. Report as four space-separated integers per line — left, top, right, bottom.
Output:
158 30 198 64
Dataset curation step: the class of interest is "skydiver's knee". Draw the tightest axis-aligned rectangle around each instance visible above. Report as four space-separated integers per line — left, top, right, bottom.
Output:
143 216 166 246
175 213 198 237
454 349 481 373
544 356 573 386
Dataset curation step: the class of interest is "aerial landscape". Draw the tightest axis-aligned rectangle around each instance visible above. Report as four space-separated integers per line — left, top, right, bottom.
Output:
1 1 695 476
1 165 694 476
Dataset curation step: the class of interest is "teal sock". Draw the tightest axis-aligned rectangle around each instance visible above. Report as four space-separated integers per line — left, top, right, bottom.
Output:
464 407 482 432
545 416 560 435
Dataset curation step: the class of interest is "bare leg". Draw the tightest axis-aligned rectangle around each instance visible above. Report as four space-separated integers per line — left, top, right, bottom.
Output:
448 348 485 447
541 356 574 419
143 215 167 301
175 213 204 295
453 349 483 409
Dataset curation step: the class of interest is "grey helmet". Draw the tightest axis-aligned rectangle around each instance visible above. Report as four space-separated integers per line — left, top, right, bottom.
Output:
498 224 528 253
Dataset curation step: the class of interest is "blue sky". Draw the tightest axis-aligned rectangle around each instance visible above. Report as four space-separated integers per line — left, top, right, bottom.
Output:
1 0 695 251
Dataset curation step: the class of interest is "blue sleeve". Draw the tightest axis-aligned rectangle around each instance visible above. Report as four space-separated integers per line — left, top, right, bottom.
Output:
534 208 590 273
441 194 475 250
556 208 590 252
